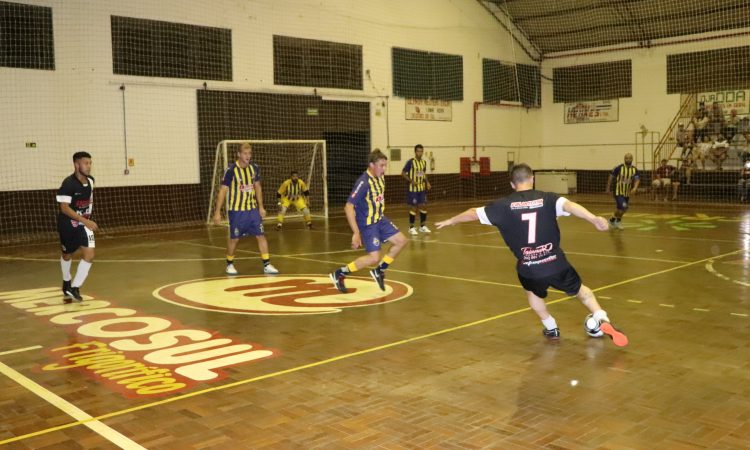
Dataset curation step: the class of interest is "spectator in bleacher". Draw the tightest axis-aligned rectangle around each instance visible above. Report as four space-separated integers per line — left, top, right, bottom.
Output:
692 111 709 144
652 159 679 201
695 135 712 170
678 152 695 186
675 123 689 147
708 103 725 138
725 109 739 144
737 162 750 202
710 135 730 170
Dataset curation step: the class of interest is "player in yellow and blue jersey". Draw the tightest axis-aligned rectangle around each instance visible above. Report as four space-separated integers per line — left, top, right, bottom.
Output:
276 170 312 230
605 153 640 229
329 149 408 293
402 144 432 235
212 143 279 275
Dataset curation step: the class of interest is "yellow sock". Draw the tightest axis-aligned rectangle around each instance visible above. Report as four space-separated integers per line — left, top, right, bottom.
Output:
382 255 394 265
226 255 235 262
346 262 358 272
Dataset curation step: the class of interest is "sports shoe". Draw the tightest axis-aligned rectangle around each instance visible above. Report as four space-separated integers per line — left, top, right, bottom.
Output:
408 227 418 235
330 269 347 293
599 322 629 347
276 223 283 231
63 280 73 304
542 327 560 340
263 264 279 275
306 222 313 229
370 268 386 291
67 286 83 303
225 263 238 275
418 225 431 233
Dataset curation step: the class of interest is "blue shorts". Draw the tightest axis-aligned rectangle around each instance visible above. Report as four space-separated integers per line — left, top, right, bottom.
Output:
228 209 264 239
407 191 427 206
614 195 629 210
360 217 400 253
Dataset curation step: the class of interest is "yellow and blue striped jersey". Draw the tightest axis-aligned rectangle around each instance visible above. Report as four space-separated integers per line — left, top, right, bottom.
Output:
611 164 639 196
402 158 428 192
348 170 385 226
278 179 308 200
221 162 261 211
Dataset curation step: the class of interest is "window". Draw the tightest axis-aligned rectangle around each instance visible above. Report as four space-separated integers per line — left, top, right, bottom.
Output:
483 59 540 107
111 16 232 81
553 60 631 103
392 47 463 101
274 35 362 90
0 1 54 70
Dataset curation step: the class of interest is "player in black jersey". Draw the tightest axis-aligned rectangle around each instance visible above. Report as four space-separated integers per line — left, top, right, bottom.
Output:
56 152 98 303
436 164 628 346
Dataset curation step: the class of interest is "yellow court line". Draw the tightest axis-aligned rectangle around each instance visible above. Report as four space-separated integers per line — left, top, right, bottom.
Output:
0 248 740 446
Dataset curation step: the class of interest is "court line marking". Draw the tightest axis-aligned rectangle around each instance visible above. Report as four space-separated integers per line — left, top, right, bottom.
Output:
0 248 741 446
419 240 688 264
182 241 527 289
0 352 145 448
0 345 42 356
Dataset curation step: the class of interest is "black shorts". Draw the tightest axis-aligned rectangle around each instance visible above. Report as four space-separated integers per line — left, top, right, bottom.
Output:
518 266 582 299
58 224 95 254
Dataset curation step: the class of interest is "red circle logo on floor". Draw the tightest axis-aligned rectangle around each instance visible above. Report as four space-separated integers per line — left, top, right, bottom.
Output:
153 275 413 315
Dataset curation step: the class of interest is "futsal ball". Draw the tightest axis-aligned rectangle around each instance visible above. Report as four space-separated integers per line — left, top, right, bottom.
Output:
584 314 604 338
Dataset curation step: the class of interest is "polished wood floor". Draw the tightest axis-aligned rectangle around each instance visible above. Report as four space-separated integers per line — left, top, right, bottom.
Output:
1 199 749 449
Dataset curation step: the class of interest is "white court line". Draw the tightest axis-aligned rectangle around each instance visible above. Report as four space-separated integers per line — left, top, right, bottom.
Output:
0 345 42 356
0 360 145 449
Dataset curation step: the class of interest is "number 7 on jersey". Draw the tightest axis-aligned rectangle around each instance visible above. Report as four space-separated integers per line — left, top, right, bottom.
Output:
521 212 537 244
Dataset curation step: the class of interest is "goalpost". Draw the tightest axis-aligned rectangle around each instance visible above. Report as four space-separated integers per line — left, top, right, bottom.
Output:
207 140 328 224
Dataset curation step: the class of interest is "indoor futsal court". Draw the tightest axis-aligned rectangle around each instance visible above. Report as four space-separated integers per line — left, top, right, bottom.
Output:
2 0 750 449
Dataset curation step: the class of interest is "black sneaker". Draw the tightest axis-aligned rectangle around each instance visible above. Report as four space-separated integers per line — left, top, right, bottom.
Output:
68 287 83 302
330 269 347 293
306 222 313 229
276 223 283 231
63 280 72 303
370 268 386 291
542 327 560 340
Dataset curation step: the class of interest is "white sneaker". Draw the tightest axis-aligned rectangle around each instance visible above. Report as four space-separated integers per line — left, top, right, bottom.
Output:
263 264 279 274
419 225 431 233
225 263 238 275
408 227 418 235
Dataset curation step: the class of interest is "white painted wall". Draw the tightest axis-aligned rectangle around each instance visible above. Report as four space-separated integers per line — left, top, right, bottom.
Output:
0 0 537 191
3 0 743 192
536 30 750 171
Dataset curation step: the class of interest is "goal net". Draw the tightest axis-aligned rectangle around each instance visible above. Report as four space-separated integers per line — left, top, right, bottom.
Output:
208 140 328 224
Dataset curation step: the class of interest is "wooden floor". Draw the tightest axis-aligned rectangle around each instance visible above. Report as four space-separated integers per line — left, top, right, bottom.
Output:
1 199 750 449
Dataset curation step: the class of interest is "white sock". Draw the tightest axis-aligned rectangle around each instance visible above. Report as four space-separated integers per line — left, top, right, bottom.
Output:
60 257 72 282
541 315 558 330
593 309 609 323
72 260 92 288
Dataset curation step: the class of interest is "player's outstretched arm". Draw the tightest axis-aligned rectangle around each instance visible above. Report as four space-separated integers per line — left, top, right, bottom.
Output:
435 208 479 229
562 200 609 231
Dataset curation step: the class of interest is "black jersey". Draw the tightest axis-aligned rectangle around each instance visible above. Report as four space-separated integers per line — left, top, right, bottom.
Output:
56 174 94 229
478 189 571 278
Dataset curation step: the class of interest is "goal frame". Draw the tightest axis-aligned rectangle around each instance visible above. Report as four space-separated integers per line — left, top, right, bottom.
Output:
207 139 328 224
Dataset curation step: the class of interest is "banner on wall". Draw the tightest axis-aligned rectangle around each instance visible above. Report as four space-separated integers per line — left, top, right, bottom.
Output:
564 99 619 124
405 99 452 121
697 89 748 115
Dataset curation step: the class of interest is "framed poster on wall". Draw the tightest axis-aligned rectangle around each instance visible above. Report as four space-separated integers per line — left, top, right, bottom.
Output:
405 99 452 121
564 99 619 124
